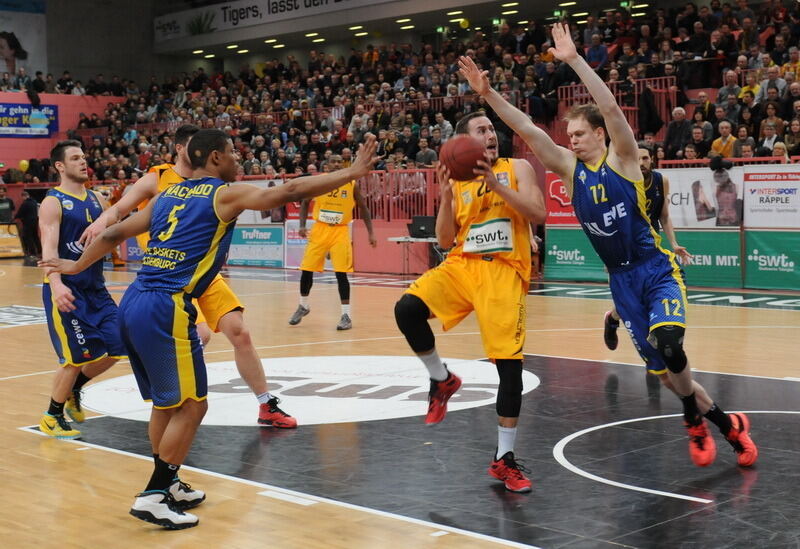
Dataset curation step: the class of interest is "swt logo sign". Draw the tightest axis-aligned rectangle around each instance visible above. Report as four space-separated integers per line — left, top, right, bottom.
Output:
747 249 795 273
548 245 585 265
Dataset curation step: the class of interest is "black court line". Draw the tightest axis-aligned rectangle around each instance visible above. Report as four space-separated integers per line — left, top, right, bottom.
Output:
24 355 800 548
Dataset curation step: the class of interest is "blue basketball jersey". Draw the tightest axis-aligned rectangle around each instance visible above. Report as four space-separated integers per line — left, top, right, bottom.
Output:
571 154 662 271
137 177 235 297
644 171 665 233
46 187 105 289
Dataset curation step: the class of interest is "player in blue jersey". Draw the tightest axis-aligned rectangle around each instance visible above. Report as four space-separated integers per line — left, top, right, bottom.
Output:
38 140 126 440
603 146 692 351
459 24 757 469
41 129 380 529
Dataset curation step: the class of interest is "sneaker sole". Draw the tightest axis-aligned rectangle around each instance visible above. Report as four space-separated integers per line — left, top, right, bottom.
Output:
336 325 352 330
129 509 199 529
172 495 206 510
288 310 309 325
257 419 298 429
40 426 81 440
488 468 532 493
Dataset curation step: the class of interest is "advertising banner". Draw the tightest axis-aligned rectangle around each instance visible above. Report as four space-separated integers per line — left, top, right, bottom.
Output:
658 167 744 228
664 230 742 288
0 1 47 77
154 0 395 43
543 227 607 282
744 230 800 290
544 171 579 226
227 224 284 268
742 168 800 228
0 103 58 137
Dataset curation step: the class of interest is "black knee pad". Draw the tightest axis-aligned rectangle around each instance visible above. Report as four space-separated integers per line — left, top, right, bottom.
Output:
495 359 523 417
394 294 434 353
335 271 350 301
648 326 687 373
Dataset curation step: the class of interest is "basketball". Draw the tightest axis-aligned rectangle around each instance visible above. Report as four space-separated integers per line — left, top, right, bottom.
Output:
439 135 486 181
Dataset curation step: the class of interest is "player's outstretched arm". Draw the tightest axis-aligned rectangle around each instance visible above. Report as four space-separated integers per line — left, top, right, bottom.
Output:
40 198 156 276
458 55 574 180
79 171 158 245
549 22 638 163
217 135 381 221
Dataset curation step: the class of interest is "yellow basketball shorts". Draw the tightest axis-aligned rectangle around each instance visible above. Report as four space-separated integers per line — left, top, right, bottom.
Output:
195 274 244 333
405 255 528 360
299 223 353 273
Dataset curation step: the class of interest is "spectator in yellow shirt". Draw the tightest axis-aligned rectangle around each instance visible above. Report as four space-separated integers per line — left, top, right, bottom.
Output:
782 47 800 77
711 120 737 158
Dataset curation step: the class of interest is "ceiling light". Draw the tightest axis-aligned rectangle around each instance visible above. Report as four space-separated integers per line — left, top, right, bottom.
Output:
305 32 318 37
400 25 415 29
396 18 411 23
576 20 587 24
192 49 203 54
633 3 649 7
573 12 588 16
237 49 249 54
312 38 325 42
273 44 285 48
558 1 576 5
447 10 463 15
631 12 645 17
474 26 481 30
502 2 519 6
226 44 238 49
354 31 368 36
264 38 277 43
449 18 463 23
349 25 363 30
204 54 215 58
517 20 528 25
501 10 518 15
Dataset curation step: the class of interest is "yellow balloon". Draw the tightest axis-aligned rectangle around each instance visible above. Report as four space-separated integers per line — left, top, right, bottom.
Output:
460 18 470 29
19 159 29 172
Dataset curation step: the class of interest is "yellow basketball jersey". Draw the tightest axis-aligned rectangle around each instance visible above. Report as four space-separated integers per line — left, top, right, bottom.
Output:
449 158 531 280
136 163 187 249
311 180 356 225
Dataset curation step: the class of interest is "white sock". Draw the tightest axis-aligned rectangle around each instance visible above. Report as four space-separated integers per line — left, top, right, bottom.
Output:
341 303 351 315
300 296 309 308
496 426 517 460
419 349 447 381
256 392 275 405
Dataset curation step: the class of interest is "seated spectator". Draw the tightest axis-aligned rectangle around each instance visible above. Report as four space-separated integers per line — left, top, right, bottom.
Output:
683 143 700 160
756 122 782 155
783 118 800 155
758 101 785 138
756 66 787 103
689 126 712 157
771 141 790 162
414 137 437 168
665 106 693 159
711 120 737 158
692 109 714 142
738 142 755 158
732 126 756 156
717 70 741 105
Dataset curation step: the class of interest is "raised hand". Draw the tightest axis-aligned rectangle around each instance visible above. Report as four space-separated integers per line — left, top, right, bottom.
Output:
457 56 491 96
352 133 381 177
435 161 453 201
548 22 578 63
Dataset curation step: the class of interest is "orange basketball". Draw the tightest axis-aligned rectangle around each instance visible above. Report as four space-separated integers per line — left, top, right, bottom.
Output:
439 135 486 181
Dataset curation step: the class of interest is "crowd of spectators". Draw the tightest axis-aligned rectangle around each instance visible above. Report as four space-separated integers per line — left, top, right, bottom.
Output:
6 0 800 185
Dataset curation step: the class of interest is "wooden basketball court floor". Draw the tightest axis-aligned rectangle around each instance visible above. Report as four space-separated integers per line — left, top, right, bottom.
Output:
1 260 798 548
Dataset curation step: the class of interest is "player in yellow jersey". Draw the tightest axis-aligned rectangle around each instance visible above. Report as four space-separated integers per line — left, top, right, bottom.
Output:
80 125 296 428
394 112 546 493
289 154 377 330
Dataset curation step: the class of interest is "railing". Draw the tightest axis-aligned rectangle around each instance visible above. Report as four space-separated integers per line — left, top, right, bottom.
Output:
657 156 791 168
556 77 677 143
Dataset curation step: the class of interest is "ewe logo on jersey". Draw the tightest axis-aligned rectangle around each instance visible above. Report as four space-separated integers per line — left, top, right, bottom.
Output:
82 356 540 426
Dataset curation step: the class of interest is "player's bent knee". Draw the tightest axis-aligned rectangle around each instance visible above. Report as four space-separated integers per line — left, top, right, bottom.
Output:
648 326 687 374
495 359 523 417
394 294 430 326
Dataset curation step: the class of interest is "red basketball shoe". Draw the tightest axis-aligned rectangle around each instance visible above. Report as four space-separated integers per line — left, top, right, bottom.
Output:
425 371 462 424
488 451 532 493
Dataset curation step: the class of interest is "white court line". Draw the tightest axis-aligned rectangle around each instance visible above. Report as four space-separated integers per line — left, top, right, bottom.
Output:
17 425 540 549
553 411 800 505
258 490 317 506
5 325 798 381
531 292 800 311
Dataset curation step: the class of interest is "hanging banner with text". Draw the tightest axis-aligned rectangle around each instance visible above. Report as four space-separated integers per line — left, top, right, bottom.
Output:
543 227 607 282
657 167 744 228
663 229 742 288
742 169 800 228
743 230 800 290
227 224 285 268
154 0 396 43
545 171 579 226
0 103 58 137
0 1 47 78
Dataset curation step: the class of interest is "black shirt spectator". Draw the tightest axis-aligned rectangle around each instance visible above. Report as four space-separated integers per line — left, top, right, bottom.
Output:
0 187 15 223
